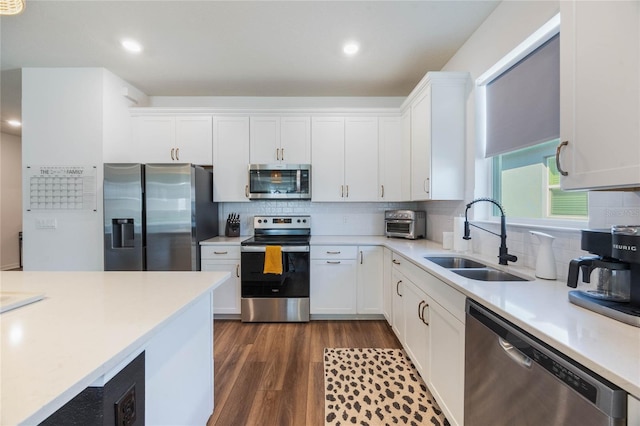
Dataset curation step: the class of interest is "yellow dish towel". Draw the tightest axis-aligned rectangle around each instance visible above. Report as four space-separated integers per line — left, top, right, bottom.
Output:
263 245 283 275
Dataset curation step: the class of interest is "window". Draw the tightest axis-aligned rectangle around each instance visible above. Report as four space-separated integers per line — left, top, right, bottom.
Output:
479 14 587 222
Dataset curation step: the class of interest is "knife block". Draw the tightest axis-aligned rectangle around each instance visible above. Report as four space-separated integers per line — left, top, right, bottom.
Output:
225 218 240 237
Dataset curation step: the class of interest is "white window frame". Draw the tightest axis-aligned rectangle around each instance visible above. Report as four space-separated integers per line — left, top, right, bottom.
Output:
474 13 588 230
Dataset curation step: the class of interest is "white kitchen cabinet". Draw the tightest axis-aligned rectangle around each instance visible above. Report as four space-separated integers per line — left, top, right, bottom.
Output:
212 116 250 202
200 245 241 315
311 116 379 202
402 279 430 379
382 248 393 324
378 117 405 201
428 299 465 426
310 245 357 315
405 72 467 201
400 109 412 201
558 1 640 190
250 116 311 164
356 246 383 315
132 115 213 164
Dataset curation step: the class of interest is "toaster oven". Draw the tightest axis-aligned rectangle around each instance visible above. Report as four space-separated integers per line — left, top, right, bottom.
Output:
385 210 426 240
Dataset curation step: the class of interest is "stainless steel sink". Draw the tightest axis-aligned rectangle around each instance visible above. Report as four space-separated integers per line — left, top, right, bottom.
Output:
424 256 486 269
450 268 529 282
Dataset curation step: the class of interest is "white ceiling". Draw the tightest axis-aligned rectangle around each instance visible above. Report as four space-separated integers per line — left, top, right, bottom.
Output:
0 0 500 136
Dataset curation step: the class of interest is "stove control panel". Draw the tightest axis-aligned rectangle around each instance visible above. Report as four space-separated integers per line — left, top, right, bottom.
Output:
254 215 311 229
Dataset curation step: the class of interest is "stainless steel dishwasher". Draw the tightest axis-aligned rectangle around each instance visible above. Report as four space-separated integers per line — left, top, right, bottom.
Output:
464 299 627 426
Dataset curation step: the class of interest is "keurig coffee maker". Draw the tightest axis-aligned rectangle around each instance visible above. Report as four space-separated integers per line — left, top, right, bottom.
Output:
568 227 640 327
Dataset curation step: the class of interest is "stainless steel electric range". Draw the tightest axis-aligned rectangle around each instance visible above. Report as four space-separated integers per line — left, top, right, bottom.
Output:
240 216 310 322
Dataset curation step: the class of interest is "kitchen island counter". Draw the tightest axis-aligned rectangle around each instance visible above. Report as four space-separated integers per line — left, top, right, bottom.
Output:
0 270 229 426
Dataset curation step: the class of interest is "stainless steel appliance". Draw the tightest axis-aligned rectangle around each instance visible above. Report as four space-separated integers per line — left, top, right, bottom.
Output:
240 215 310 322
465 299 627 426
568 228 640 327
104 163 218 271
247 164 311 200
384 210 426 239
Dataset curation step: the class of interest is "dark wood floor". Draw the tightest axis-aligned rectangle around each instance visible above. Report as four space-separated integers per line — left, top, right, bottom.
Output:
208 320 401 426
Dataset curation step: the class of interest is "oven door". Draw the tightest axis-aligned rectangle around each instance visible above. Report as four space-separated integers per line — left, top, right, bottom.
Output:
385 219 415 239
241 246 310 298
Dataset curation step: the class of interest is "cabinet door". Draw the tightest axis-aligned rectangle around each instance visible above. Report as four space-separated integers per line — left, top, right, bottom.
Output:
134 116 176 163
280 116 311 164
402 280 429 378
311 117 345 201
345 117 379 201
175 116 213 165
559 1 640 190
249 116 279 164
310 259 357 314
410 88 432 200
378 117 403 201
382 248 393 324
400 109 412 201
201 261 241 315
391 269 405 341
213 116 250 202
356 246 383 314
428 300 465 426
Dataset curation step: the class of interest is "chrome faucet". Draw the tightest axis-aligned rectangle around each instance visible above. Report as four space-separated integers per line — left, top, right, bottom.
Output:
463 198 518 266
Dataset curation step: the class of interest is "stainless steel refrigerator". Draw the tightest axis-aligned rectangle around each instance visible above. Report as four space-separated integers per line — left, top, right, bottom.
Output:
104 163 218 271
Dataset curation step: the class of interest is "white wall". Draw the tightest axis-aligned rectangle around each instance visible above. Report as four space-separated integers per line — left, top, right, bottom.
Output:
420 0 640 280
1 132 22 270
22 68 144 271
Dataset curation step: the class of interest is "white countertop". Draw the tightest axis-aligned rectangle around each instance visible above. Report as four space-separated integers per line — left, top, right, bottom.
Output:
0 270 229 426
200 236 249 245
311 236 640 398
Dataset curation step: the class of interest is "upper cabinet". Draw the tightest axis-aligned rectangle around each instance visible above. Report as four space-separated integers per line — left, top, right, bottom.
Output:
558 1 640 190
312 116 379 202
249 116 311 164
131 115 213 164
404 72 468 201
378 116 406 201
213 116 250 202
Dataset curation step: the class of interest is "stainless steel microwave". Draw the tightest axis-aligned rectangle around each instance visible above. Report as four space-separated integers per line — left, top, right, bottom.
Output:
248 164 311 200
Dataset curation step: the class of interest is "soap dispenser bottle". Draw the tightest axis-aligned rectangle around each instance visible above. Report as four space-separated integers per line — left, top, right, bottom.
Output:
530 231 556 280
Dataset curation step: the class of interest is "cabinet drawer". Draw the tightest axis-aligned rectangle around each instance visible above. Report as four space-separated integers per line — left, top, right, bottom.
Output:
200 245 240 260
311 245 358 259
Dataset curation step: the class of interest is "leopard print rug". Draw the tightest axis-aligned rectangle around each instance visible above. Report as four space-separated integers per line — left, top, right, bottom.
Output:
324 348 450 426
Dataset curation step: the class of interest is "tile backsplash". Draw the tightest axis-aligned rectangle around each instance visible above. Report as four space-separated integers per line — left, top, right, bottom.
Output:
220 191 640 282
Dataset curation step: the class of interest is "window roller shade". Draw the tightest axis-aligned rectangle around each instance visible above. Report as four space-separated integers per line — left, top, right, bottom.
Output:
485 34 559 158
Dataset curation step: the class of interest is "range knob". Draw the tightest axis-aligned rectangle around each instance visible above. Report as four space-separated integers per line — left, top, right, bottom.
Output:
303 219 307 223
297 219 301 223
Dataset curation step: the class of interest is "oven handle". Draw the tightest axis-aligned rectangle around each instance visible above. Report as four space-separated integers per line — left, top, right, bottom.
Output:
241 245 310 253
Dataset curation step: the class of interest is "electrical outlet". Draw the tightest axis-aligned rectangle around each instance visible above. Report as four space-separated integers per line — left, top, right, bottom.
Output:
36 218 57 229
114 384 136 426
343 215 348 224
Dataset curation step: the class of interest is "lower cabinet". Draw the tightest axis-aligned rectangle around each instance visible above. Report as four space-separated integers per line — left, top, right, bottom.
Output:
201 245 241 315
389 251 465 426
382 248 393 324
356 246 383 314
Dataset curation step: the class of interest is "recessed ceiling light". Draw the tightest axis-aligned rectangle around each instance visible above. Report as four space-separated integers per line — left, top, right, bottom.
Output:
7 119 21 127
343 42 360 56
121 39 143 54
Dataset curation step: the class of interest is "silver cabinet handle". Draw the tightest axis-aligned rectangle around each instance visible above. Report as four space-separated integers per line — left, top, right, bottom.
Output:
346 185 349 198
341 185 344 198
360 250 363 264
213 251 228 255
281 148 284 161
326 261 341 264
421 302 429 326
396 280 402 296
392 259 401 265
170 148 175 161
381 185 385 198
236 264 240 278
556 140 569 176
245 185 249 198
276 148 280 161
424 178 430 194
175 147 180 161
499 337 532 368
326 251 341 254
